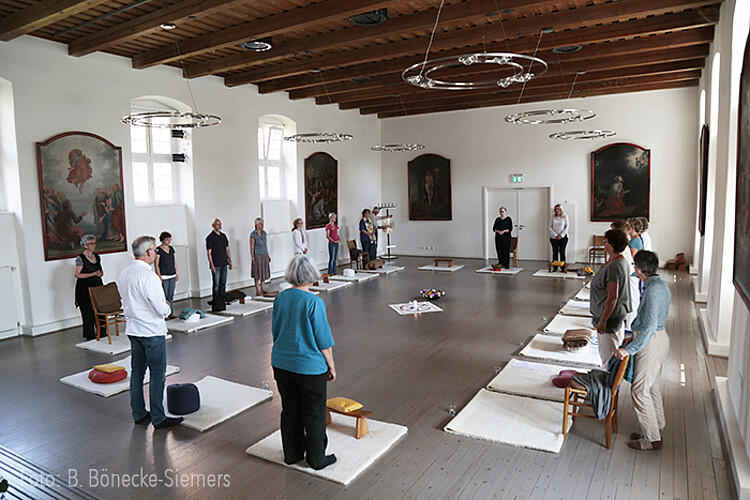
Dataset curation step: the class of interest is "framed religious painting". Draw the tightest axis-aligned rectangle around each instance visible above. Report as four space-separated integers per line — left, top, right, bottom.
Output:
36 132 126 261
590 142 650 222
734 31 750 310
698 124 710 236
304 152 337 229
408 154 451 220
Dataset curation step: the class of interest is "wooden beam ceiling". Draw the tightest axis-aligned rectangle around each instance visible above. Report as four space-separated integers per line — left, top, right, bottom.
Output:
0 0 110 41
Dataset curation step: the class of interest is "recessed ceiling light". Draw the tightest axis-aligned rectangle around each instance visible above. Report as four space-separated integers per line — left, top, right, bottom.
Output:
351 75 373 82
310 68 322 74
160 23 176 30
552 44 583 54
541 27 555 34
240 37 272 52
350 8 388 26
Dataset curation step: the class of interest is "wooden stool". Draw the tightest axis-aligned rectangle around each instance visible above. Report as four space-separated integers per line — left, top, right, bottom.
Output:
548 262 568 273
313 274 331 286
433 258 453 267
326 407 373 439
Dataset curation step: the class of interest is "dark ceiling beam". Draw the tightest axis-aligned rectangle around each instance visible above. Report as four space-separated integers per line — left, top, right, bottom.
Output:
0 0 111 41
376 77 700 118
131 0 401 69
288 26 715 101
68 0 248 57
225 0 719 85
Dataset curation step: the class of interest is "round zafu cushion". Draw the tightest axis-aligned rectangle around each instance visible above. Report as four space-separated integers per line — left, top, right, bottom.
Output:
552 370 578 388
343 268 355 277
88 368 127 384
167 383 200 415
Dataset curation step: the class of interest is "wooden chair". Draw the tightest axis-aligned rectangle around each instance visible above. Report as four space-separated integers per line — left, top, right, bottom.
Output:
89 283 126 344
562 353 630 449
509 237 518 268
588 235 606 265
347 240 369 270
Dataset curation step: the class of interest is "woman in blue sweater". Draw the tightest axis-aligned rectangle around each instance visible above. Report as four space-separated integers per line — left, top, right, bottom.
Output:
272 254 337 470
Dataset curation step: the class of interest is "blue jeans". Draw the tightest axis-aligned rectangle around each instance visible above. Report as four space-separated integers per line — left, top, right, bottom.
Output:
161 277 176 315
328 242 339 275
212 265 227 298
129 335 167 425
369 238 378 263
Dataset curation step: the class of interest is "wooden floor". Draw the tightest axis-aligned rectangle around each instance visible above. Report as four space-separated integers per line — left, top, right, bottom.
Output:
0 257 732 499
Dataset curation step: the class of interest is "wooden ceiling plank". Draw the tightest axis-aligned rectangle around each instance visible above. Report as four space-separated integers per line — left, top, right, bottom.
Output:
0 0 111 41
68 0 250 57
131 0 402 69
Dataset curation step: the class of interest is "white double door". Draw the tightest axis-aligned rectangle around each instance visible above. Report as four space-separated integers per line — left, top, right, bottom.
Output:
484 186 550 261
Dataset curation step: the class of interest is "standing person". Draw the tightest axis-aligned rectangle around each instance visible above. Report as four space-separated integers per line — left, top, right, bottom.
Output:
589 229 632 364
206 218 232 302
492 207 513 269
325 213 340 275
272 255 337 470
250 217 271 296
292 218 308 255
615 250 671 451
359 209 374 262
611 219 640 333
117 236 182 429
74 234 103 340
548 204 570 271
155 231 178 319
368 206 383 263
627 217 644 259
639 217 653 251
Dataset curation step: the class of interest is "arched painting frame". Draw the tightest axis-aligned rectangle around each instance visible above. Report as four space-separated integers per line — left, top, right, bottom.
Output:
590 142 650 222
734 31 750 310
304 152 337 229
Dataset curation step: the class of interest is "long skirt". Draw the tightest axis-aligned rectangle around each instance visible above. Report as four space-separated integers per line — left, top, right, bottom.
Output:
252 253 271 281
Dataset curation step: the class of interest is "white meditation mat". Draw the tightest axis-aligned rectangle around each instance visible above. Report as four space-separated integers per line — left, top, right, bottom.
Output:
486 359 574 403
167 313 234 334
163 376 272 432
574 287 590 301
532 270 586 280
75 334 174 355
417 264 465 272
444 389 571 453
216 300 273 317
584 280 591 288
519 333 602 368
254 295 276 302
389 301 443 315
246 412 408 485
543 314 595 335
309 281 353 292
559 299 593 317
475 266 523 275
363 265 404 274
329 272 378 283
60 355 180 397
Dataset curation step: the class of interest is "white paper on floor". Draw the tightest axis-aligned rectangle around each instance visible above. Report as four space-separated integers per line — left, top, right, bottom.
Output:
574 288 590 301
486 359 575 402
519 333 602 368
216 301 273 317
417 264 465 272
59 355 180 397
532 270 586 280
543 314 595 335
388 301 443 315
475 266 523 275
246 412 408 485
444 389 572 453
167 313 234 334
75 334 174 355
559 299 592 317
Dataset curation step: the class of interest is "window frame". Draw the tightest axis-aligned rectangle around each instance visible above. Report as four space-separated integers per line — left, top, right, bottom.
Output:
258 122 285 200
130 115 176 205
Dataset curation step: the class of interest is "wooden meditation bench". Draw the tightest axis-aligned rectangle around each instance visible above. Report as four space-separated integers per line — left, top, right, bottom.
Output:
433 258 453 268
312 274 330 286
547 262 569 273
326 407 373 439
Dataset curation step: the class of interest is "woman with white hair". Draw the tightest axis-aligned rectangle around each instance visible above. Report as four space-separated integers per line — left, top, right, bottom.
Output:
272 254 337 471
74 234 104 340
250 217 271 296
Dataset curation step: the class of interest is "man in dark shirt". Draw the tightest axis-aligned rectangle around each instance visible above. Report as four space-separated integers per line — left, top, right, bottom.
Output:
206 218 232 301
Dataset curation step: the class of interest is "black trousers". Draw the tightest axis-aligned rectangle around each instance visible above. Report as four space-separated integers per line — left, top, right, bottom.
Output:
550 235 569 262
79 305 102 340
273 367 329 468
495 236 510 269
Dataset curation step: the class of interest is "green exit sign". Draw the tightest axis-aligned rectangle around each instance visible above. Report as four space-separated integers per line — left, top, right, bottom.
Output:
511 173 523 183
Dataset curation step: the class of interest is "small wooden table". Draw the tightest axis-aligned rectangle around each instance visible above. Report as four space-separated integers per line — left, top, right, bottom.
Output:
433 258 453 268
326 407 373 439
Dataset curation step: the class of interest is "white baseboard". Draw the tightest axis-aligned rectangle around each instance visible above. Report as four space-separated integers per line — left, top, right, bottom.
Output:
693 275 708 302
20 316 81 336
0 328 19 340
698 308 730 358
715 377 750 500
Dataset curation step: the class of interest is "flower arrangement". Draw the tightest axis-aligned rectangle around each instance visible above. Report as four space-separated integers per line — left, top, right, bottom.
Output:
420 288 445 300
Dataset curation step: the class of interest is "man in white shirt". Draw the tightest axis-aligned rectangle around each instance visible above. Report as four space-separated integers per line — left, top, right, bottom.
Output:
118 235 182 429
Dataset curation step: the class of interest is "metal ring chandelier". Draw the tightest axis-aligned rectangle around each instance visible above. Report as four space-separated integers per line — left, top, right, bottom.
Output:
505 108 596 125
549 130 616 140
371 143 425 152
122 111 221 129
284 132 353 143
402 52 548 90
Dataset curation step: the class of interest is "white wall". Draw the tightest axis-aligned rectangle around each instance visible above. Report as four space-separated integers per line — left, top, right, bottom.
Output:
380 88 698 262
0 35 380 334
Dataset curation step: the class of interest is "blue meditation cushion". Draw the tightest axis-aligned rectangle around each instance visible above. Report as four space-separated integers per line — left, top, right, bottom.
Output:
167 383 200 415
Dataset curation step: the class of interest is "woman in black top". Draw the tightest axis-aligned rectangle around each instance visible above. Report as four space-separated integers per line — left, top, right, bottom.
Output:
493 207 513 269
155 231 178 318
74 234 104 340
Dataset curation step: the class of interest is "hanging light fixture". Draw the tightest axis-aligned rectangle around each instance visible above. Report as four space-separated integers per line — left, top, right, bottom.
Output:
122 33 221 129
549 130 616 140
371 95 425 152
505 71 595 124
285 71 353 143
403 0 548 91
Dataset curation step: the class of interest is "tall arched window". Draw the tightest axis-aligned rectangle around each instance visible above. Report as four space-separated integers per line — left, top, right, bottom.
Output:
258 119 284 199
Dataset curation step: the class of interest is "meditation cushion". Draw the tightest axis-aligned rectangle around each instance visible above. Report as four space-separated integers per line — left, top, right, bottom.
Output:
552 369 578 388
326 397 363 413
562 329 592 349
343 268 355 277
167 383 201 415
92 363 126 373
88 368 127 384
